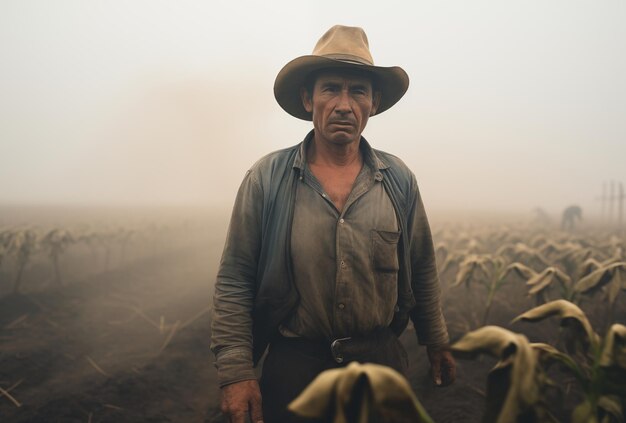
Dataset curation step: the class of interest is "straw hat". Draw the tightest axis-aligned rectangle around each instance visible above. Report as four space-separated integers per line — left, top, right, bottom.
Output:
274 25 410 121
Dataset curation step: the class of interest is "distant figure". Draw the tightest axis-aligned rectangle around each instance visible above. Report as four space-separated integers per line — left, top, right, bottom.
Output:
561 205 582 231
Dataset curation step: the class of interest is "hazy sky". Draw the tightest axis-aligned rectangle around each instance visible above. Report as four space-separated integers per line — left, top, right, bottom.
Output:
1 1 625 216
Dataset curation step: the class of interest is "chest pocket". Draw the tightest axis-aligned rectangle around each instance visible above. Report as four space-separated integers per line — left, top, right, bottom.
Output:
371 229 401 272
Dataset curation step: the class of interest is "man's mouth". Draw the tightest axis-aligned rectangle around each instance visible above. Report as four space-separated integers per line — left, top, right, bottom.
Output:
330 121 354 128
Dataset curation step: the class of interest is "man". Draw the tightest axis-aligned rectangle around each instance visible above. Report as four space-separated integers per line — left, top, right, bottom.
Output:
211 25 456 423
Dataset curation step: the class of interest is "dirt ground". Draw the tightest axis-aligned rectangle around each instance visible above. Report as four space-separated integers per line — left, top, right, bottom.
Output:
0 242 494 423
1 238 622 422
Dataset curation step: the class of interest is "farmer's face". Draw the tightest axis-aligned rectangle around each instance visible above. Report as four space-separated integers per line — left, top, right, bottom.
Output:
301 70 380 146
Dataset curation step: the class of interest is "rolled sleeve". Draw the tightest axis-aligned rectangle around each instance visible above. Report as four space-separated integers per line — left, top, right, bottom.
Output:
214 347 257 387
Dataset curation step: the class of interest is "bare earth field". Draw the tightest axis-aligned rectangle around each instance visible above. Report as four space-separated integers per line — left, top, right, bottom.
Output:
0 243 491 422
1 208 624 422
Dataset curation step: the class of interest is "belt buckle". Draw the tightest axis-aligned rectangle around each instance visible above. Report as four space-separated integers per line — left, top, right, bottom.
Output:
330 336 352 364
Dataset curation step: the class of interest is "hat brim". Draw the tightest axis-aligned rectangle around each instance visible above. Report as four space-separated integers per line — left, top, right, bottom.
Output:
274 55 409 121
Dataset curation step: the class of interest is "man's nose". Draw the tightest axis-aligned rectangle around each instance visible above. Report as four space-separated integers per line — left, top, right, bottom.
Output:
335 90 352 114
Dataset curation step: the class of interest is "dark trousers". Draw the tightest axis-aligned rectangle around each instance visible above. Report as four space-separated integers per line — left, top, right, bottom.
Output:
259 328 409 423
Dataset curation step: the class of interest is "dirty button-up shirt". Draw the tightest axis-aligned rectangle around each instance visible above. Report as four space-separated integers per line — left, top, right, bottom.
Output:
211 132 449 388
282 140 400 339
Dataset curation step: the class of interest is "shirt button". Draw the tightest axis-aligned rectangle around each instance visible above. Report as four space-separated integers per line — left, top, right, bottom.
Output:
338 303 345 310
322 193 327 198
339 218 344 224
340 260 345 267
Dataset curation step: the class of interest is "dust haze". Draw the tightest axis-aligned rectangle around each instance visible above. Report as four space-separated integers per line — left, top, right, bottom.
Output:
1 3 625 421
1 1 625 219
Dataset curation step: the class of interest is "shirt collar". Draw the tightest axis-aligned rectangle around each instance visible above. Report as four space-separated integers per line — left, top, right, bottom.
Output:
293 130 390 172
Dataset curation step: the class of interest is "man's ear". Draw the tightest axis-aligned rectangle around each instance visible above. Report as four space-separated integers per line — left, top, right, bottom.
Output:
370 91 382 116
300 87 313 113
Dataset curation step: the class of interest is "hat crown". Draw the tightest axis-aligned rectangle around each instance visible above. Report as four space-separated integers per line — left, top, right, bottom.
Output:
312 25 374 66
274 25 409 121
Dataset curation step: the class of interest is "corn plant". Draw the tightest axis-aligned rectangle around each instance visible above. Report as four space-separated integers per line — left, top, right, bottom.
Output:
288 362 435 423
574 262 626 330
40 229 75 286
9 229 38 293
525 267 575 304
451 325 556 423
451 255 535 326
521 252 615 306
496 243 551 272
0 229 14 281
512 300 626 423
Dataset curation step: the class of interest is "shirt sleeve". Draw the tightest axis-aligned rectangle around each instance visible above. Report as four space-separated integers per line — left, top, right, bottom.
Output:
407 176 450 347
210 169 263 387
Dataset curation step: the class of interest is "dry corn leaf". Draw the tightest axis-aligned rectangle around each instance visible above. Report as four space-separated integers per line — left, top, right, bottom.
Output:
451 326 540 423
572 399 597 423
580 258 602 278
575 262 626 293
526 267 571 295
512 300 599 347
600 324 626 369
502 263 537 281
288 362 434 423
597 395 624 422
452 255 491 288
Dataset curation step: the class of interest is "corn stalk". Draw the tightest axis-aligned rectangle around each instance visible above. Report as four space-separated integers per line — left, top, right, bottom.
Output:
451 326 556 423
452 255 532 326
512 300 626 423
574 262 626 331
9 230 37 294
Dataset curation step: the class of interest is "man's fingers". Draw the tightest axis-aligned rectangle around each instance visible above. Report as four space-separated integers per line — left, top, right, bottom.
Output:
228 411 247 423
428 346 457 387
442 356 457 386
221 380 263 422
430 353 442 386
249 391 264 423
436 351 456 386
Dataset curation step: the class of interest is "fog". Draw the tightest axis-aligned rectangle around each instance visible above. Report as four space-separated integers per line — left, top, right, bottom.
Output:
2 0 625 218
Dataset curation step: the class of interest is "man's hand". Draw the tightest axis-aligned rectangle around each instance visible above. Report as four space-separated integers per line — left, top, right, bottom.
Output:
427 345 456 387
220 379 264 423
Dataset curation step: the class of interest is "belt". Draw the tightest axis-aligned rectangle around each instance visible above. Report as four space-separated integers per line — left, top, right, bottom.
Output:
274 327 395 364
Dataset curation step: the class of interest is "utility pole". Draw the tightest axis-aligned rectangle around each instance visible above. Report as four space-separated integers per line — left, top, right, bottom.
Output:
619 182 624 229
602 181 607 223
